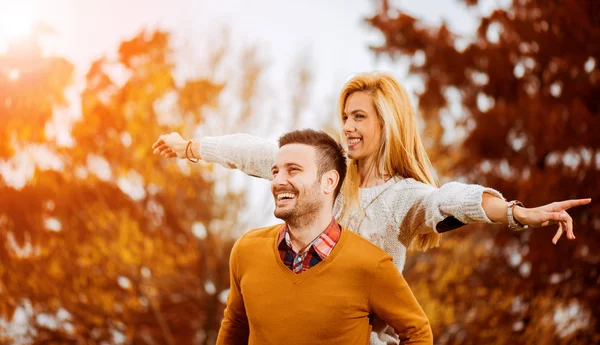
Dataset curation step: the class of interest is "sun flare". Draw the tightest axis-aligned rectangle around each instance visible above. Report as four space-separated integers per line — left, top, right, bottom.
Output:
0 2 37 39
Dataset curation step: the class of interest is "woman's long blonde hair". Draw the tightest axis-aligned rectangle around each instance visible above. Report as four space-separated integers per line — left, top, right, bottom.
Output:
338 71 441 251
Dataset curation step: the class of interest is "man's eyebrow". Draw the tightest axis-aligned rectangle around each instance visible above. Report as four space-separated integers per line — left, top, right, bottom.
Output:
271 162 303 170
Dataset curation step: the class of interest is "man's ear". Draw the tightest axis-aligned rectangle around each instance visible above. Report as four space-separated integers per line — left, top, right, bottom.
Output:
321 170 340 195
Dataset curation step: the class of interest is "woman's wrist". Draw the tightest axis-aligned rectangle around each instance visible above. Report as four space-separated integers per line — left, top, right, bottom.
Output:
513 205 527 226
185 139 199 163
191 140 202 160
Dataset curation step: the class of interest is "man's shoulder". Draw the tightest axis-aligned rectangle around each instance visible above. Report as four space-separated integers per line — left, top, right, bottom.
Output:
242 223 283 239
233 223 282 251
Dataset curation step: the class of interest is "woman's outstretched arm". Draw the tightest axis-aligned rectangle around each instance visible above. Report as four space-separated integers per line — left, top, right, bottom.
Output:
481 194 591 244
152 132 277 180
398 179 591 244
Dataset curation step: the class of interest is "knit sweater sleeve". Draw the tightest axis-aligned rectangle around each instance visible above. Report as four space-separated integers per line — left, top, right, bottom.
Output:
201 133 277 180
216 239 249 345
368 255 433 345
395 179 504 235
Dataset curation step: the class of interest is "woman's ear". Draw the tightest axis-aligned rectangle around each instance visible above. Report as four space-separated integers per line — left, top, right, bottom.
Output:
321 170 340 195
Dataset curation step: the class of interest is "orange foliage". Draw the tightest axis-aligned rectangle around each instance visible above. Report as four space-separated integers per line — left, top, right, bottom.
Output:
0 29 252 345
368 1 600 344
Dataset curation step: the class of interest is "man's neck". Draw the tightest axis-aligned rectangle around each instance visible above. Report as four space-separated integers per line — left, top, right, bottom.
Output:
286 207 334 253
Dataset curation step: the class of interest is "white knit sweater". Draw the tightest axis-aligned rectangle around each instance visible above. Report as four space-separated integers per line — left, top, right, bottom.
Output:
201 133 504 344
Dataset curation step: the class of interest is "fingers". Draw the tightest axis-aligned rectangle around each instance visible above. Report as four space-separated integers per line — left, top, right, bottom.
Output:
164 148 179 159
161 148 174 158
551 213 575 244
151 139 163 150
538 211 565 227
153 134 183 159
152 142 178 159
565 212 575 240
552 222 564 244
154 143 172 155
156 143 168 153
152 138 171 155
554 198 592 211
153 145 166 155
152 134 171 149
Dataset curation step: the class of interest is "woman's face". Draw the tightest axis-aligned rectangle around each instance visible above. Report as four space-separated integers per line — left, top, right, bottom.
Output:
342 91 382 161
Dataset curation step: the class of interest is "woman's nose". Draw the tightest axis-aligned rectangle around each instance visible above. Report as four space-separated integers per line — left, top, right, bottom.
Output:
343 119 355 133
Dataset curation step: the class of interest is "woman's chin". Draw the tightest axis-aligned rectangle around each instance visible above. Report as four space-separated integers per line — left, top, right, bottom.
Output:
346 150 363 161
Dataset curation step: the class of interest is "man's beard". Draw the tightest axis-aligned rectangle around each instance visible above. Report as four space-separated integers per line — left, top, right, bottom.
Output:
274 181 323 228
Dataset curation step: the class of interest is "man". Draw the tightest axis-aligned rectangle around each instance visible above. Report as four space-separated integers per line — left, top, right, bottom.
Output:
216 129 432 345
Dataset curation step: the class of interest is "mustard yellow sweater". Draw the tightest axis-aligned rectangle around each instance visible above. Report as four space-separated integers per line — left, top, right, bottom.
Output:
216 224 432 345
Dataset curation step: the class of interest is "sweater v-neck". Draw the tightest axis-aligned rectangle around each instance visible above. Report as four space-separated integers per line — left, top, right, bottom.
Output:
271 224 350 283
358 176 402 205
358 176 402 208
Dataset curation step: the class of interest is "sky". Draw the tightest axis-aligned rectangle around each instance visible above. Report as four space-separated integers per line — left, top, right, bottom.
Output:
0 0 499 98
0 0 508 228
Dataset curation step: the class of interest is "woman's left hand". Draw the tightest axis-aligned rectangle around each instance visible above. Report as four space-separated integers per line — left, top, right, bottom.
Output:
513 198 592 244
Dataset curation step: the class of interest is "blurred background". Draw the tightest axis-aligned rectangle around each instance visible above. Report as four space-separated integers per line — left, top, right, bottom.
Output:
0 0 599 344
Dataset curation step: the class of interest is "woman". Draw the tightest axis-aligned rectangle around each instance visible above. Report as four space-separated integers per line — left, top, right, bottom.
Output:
152 71 590 344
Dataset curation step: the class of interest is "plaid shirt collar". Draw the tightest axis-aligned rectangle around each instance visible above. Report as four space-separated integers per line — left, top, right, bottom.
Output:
278 218 341 260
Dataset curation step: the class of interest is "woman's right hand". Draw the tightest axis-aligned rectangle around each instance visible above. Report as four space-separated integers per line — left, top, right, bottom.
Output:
152 132 198 159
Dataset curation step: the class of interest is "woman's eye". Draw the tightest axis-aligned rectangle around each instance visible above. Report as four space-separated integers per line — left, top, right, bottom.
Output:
342 116 348 122
355 114 365 119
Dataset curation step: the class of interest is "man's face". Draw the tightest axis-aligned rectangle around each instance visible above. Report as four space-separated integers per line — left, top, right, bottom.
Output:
271 144 324 222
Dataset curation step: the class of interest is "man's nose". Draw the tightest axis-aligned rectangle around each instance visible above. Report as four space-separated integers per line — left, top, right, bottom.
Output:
272 172 289 187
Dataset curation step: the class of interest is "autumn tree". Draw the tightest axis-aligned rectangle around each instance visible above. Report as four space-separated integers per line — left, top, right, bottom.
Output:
0 27 277 345
366 0 599 344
